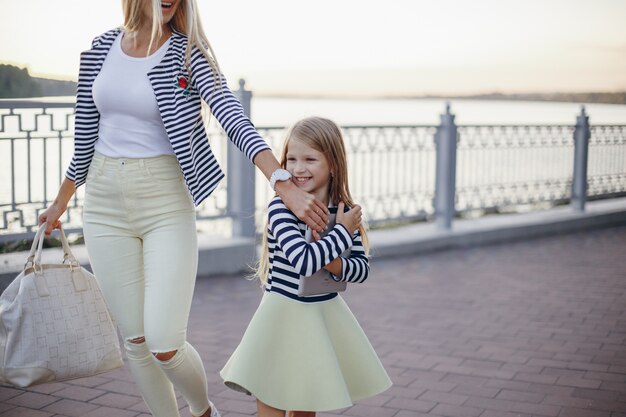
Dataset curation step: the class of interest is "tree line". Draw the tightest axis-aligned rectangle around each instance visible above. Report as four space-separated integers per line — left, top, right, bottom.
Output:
0 64 76 98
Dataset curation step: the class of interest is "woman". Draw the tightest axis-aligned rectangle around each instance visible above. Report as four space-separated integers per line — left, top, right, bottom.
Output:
38 1 329 416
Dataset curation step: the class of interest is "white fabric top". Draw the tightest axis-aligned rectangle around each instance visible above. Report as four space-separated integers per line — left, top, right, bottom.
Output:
67 28 271 205
93 32 174 158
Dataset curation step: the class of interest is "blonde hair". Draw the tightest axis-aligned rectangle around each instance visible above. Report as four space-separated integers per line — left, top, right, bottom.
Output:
256 117 370 286
121 0 221 81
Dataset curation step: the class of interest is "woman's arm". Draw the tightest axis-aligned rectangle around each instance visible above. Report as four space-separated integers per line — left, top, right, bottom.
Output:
38 177 76 236
190 50 329 231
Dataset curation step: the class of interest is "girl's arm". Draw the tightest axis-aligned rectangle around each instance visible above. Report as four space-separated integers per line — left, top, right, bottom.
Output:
268 198 353 277
189 50 329 232
326 231 370 283
312 225 370 283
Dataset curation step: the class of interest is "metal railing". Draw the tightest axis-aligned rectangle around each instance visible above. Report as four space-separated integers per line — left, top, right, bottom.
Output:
1 81 625 242
253 124 437 227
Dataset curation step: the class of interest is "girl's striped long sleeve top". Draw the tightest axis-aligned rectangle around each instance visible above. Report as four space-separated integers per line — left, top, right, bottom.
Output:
266 196 370 303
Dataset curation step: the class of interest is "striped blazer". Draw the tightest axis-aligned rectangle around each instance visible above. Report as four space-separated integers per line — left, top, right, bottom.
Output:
266 196 370 303
66 28 270 205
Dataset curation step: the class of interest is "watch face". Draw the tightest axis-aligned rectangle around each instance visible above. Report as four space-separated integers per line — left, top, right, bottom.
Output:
277 170 292 180
271 169 292 190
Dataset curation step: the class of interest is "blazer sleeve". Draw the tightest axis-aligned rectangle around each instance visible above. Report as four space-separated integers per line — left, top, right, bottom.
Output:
268 198 353 277
189 47 270 163
65 35 104 186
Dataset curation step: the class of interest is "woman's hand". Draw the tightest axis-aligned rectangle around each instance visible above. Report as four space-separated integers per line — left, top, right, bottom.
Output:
252 150 328 231
38 177 76 236
336 202 362 235
38 202 66 237
275 180 329 232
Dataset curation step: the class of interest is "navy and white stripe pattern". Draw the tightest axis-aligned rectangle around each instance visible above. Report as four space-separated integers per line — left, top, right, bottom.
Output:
66 28 270 205
266 196 370 303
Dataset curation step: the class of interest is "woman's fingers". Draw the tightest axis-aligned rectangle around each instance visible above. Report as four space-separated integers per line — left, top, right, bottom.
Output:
301 194 328 232
305 206 326 232
39 208 62 237
44 221 57 237
312 198 330 223
280 183 328 232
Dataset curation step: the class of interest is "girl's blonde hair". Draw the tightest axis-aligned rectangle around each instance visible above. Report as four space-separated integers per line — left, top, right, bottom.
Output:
257 116 370 286
121 0 221 80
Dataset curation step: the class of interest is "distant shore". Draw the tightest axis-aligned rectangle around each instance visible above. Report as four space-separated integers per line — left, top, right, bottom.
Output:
1 64 624 105
258 91 626 105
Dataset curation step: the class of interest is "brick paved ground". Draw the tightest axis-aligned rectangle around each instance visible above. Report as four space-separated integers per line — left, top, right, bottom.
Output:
1 225 626 417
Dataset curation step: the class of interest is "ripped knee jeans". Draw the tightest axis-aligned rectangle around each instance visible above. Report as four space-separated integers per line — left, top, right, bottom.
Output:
82 153 209 417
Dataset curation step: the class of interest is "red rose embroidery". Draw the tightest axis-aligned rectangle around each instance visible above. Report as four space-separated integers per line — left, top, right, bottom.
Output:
178 76 188 89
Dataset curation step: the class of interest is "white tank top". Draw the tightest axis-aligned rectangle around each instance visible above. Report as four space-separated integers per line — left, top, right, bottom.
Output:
93 32 174 158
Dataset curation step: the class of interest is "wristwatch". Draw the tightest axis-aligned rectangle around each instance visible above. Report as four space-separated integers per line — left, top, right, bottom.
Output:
270 169 292 191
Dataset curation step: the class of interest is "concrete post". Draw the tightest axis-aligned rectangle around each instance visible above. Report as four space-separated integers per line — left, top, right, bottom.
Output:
571 106 591 211
434 102 458 230
228 79 256 238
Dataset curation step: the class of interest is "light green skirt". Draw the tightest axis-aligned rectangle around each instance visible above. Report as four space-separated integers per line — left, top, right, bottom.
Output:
220 292 392 412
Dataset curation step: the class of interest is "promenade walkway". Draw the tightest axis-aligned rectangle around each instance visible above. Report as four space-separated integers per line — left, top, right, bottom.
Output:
1 224 625 417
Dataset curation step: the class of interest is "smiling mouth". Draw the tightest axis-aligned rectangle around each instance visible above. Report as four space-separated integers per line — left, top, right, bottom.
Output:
294 177 311 185
161 2 173 9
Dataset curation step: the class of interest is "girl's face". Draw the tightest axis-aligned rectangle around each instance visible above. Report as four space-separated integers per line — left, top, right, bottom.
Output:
142 0 182 25
286 139 331 199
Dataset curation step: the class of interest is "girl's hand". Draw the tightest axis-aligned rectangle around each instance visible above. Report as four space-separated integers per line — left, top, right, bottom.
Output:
38 202 66 237
276 180 329 233
336 202 362 235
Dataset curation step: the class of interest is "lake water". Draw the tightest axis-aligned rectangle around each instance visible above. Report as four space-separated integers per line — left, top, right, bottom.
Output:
5 95 626 126
250 97 626 126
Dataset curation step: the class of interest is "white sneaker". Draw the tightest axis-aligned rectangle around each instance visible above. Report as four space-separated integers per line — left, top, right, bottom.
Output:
209 401 221 417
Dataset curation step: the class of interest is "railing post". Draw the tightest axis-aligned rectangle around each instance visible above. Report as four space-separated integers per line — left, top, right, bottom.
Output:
228 79 256 238
571 106 590 211
433 102 458 230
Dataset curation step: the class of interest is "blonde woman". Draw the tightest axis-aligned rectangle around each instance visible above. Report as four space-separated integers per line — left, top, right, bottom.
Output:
38 1 329 416
221 117 391 416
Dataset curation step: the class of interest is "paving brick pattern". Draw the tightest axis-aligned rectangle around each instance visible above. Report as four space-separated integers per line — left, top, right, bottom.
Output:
1 225 625 416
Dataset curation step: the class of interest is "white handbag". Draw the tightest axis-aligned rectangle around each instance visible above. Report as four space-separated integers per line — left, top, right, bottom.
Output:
0 224 123 387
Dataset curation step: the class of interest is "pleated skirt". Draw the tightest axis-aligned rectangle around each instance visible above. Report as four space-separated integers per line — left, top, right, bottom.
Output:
220 291 392 412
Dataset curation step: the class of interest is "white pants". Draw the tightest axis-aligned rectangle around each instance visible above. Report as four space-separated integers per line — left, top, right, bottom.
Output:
83 152 210 417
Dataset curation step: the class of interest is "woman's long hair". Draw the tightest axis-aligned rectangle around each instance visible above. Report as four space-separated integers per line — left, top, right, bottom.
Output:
121 0 221 80
256 117 370 286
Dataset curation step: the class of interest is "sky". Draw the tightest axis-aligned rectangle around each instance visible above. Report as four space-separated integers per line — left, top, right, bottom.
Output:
1 0 625 97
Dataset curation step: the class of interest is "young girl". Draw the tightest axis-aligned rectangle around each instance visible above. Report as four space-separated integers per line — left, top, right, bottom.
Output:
220 117 392 416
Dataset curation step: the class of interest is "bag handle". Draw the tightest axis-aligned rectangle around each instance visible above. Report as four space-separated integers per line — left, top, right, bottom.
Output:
25 224 87 296
28 223 79 267
24 223 47 268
